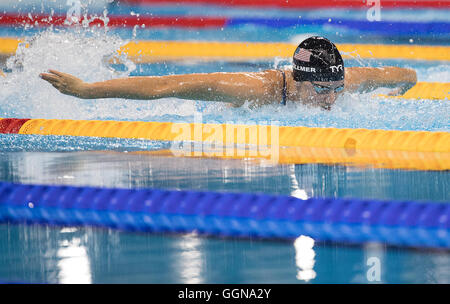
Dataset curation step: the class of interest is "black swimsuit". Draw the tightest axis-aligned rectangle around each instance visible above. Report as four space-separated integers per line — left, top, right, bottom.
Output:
279 69 287 105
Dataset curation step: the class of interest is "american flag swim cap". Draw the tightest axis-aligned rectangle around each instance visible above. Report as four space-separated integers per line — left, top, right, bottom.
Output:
292 36 344 82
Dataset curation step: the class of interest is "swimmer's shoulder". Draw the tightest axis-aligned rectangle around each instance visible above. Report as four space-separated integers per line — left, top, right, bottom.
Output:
247 68 292 107
258 67 292 85
261 66 292 76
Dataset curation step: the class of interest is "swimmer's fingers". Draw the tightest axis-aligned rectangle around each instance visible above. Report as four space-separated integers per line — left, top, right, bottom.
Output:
40 70 74 83
41 76 61 90
39 71 62 82
47 69 72 78
40 72 70 87
40 70 87 98
40 72 65 92
44 70 83 86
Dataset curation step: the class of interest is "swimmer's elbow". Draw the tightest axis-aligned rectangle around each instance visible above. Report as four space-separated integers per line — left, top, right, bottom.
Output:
382 67 417 85
351 67 417 92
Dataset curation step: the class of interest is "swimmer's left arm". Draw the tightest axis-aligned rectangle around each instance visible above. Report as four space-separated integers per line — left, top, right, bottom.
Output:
344 67 417 95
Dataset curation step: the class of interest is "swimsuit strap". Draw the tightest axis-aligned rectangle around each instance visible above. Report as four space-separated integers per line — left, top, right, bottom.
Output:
279 69 287 105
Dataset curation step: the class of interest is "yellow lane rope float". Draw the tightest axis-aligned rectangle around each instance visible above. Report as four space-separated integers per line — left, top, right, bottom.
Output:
2 38 450 61
1 118 449 170
378 82 450 100
1 118 448 152
0 37 20 55
118 41 450 62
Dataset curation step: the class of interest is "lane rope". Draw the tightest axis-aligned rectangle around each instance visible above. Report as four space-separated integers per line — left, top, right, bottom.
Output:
0 118 448 153
2 38 450 61
1 118 449 170
1 13 449 35
122 0 450 9
0 181 448 249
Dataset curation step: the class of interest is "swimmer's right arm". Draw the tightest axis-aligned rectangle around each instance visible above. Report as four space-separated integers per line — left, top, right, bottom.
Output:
39 69 276 106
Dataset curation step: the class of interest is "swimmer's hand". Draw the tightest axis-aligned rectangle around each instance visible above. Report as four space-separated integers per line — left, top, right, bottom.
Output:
39 69 89 98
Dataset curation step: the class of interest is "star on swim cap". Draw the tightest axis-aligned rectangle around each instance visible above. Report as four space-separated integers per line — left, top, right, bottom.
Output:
292 36 345 82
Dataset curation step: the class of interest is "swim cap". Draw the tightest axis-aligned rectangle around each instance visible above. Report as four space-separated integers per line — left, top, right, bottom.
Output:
292 36 344 82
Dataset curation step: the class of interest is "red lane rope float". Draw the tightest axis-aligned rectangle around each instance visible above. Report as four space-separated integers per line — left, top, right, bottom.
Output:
122 0 450 9
0 119 30 134
0 13 227 28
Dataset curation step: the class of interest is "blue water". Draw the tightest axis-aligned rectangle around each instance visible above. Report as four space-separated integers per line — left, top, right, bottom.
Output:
2 224 450 284
0 151 449 284
0 1 449 284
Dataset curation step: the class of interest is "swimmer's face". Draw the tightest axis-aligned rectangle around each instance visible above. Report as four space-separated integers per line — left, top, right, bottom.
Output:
295 80 345 110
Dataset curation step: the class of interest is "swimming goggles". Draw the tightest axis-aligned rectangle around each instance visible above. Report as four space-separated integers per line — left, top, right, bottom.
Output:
312 83 345 94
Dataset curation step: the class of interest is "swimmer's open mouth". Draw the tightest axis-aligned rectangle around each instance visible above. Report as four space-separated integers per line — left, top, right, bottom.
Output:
320 104 332 111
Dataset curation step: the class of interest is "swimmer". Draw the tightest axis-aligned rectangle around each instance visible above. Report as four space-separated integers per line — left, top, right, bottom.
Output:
39 36 417 110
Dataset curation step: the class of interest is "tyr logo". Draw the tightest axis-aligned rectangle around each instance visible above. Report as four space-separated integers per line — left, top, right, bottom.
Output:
330 65 343 72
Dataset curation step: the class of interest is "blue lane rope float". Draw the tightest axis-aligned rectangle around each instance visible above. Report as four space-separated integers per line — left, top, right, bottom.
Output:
0 181 448 249
227 18 450 35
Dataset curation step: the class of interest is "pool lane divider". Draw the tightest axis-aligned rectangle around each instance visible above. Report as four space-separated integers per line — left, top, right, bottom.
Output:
117 41 450 62
0 118 30 134
377 82 450 100
2 118 449 170
0 14 227 29
2 13 449 35
122 0 450 9
2 38 450 62
0 181 448 249
1 118 449 153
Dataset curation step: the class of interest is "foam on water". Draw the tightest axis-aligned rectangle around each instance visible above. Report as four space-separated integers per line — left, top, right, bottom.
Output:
0 28 134 118
0 29 449 132
417 64 450 83
193 90 449 131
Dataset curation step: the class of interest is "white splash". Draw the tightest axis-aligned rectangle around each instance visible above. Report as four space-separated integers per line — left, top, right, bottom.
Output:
0 28 133 119
294 235 317 282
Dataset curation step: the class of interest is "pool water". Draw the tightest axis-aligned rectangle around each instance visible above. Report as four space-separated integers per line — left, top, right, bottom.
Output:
0 1 449 284
0 151 449 283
